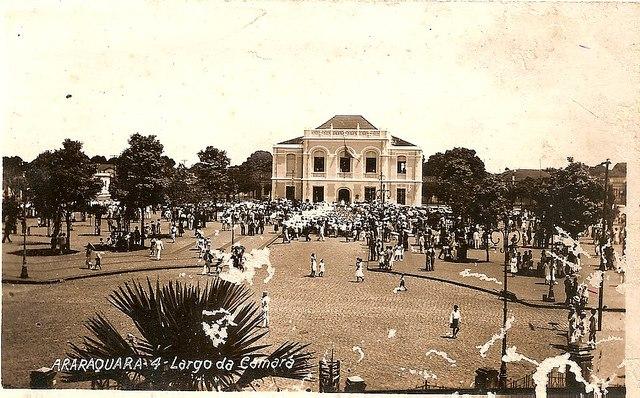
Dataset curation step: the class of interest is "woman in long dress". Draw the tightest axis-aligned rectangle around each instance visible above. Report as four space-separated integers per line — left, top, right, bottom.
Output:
355 258 365 282
310 253 317 277
544 261 551 285
509 253 518 275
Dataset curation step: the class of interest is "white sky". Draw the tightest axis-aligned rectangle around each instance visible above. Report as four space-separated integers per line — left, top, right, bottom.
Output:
1 1 638 172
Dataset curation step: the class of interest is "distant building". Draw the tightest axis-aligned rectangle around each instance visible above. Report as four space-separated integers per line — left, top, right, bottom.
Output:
272 115 423 206
589 162 626 206
93 163 116 204
500 168 551 184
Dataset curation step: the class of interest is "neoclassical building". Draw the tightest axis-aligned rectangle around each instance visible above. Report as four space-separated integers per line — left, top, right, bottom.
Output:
272 115 422 206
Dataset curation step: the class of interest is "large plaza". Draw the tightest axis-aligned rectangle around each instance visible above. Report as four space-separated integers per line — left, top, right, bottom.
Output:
1 217 625 391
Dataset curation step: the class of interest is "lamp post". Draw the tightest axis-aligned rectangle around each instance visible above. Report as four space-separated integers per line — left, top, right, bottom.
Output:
490 215 521 389
231 209 235 247
377 171 390 204
597 159 611 331
20 189 29 279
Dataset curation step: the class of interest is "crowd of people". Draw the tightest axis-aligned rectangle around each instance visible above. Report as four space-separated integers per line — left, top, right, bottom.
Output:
19 196 624 349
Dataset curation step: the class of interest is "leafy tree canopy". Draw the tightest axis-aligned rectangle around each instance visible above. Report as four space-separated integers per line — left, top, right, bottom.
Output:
110 134 168 211
191 146 230 200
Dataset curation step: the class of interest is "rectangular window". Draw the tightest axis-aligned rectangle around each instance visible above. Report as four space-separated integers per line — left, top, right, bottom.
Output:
314 157 325 172
339 157 351 173
286 186 295 200
397 188 406 205
397 158 407 174
364 187 377 202
365 157 377 173
312 186 324 202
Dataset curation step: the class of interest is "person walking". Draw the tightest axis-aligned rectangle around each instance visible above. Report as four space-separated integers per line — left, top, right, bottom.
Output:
429 246 436 271
94 250 102 270
564 275 573 305
85 244 94 269
57 233 66 254
449 305 461 338
150 236 157 258
202 248 213 275
425 249 432 271
588 309 597 348
170 224 177 243
154 237 165 261
473 230 481 249
355 257 365 282
318 259 325 277
261 291 271 328
310 253 317 278
2 220 13 243
397 274 407 292
418 234 425 254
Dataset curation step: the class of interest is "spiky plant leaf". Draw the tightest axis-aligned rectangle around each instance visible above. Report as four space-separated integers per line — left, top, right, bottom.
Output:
63 277 314 391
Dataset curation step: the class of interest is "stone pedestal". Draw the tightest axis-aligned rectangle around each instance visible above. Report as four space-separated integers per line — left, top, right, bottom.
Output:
30 367 56 389
566 343 594 391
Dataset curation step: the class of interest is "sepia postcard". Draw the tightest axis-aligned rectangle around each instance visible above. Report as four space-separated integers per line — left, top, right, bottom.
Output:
1 1 639 397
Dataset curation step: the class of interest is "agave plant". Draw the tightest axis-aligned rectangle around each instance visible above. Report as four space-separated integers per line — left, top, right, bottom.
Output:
62 277 314 391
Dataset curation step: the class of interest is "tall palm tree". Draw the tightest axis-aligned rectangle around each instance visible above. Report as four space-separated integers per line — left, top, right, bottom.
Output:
62 278 313 391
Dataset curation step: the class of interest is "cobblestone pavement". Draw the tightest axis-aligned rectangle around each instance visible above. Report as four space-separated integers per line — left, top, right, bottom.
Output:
1 218 279 281
381 239 625 311
1 236 625 390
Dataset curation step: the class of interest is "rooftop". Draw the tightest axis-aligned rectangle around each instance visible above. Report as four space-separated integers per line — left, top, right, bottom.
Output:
500 169 550 181
277 136 304 145
316 115 377 130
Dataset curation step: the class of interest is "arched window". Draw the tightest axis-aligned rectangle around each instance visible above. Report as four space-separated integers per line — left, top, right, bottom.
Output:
312 150 326 172
339 150 352 173
364 150 377 174
397 155 407 174
286 154 296 176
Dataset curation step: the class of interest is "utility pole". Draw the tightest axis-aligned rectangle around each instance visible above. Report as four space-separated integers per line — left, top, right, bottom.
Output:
498 215 510 388
20 187 29 279
597 159 611 331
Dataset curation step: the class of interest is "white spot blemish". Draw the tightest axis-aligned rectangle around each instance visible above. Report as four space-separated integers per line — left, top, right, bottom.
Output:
476 316 515 357
426 349 456 366
459 269 502 285
352 346 365 363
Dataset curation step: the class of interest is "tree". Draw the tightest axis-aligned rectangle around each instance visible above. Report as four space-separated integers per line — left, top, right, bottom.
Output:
166 163 199 209
471 174 509 261
110 134 167 246
90 155 108 164
532 161 607 240
423 147 488 224
26 140 101 250
63 278 314 391
2 156 26 199
239 151 272 198
191 146 230 202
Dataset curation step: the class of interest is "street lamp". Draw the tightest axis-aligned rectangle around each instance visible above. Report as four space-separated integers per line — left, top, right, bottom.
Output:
231 207 235 247
597 159 611 331
377 171 390 204
490 215 521 389
20 188 29 279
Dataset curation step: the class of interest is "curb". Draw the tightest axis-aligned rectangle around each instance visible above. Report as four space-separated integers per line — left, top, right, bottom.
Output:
2 233 280 286
367 268 626 313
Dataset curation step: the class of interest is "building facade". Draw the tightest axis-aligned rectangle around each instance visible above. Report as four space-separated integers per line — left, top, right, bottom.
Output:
93 163 116 204
272 115 422 206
